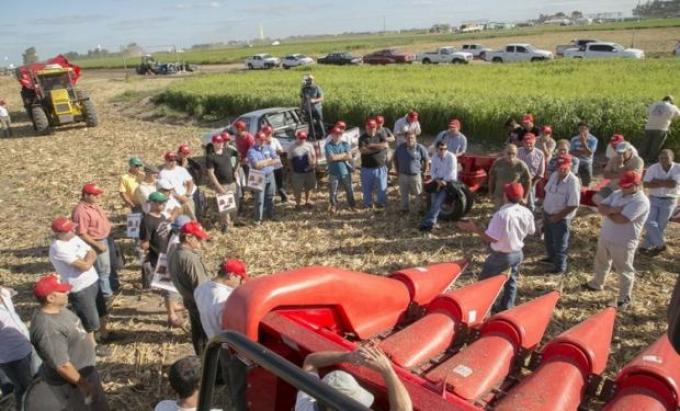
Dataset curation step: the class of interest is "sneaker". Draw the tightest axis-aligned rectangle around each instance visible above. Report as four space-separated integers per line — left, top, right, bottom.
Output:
581 282 600 292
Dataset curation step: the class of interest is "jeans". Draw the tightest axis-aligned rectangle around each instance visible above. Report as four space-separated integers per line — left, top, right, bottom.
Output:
642 196 677 249
576 158 593 187
420 189 447 229
329 174 355 207
94 237 118 298
544 216 570 272
273 168 288 201
639 129 668 163
219 349 248 411
360 166 388 207
0 352 36 411
479 249 523 312
253 173 276 222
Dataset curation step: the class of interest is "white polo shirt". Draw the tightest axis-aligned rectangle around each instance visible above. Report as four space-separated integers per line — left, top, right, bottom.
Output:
431 151 458 182
486 203 536 253
48 236 99 293
0 287 33 364
159 166 196 196
194 280 234 339
543 171 581 219
600 190 650 248
644 162 680 198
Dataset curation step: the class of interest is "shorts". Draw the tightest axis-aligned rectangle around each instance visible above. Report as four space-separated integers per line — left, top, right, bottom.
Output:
68 282 107 332
291 172 316 193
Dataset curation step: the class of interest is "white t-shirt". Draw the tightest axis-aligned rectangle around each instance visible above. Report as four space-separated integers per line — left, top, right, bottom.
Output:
154 400 221 411
194 281 234 339
600 190 650 248
162 197 182 219
543 171 580 219
644 162 680 198
393 117 422 144
160 166 196 196
486 203 536 253
0 105 9 117
48 236 99 292
268 139 284 170
135 182 157 214
646 101 680 131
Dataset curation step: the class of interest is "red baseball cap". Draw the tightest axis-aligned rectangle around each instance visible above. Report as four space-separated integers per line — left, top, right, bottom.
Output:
51 216 76 233
212 134 225 144
221 258 248 279
335 120 347 130
504 182 524 201
556 154 572 170
610 134 625 148
234 120 247 130
523 133 537 143
177 144 191 155
296 130 308 140
407 111 419 120
331 127 342 135
541 125 553 135
220 131 232 142
522 114 534 124
261 125 273 135
365 118 377 129
375 115 385 125
255 131 267 140
449 119 461 129
82 182 104 195
164 151 178 162
181 221 209 240
619 170 642 188
33 273 71 299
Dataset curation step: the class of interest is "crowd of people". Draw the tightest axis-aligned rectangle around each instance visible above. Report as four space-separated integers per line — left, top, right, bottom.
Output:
1 85 679 411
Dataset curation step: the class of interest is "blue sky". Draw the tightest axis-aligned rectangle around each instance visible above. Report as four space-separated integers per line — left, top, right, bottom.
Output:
0 0 639 64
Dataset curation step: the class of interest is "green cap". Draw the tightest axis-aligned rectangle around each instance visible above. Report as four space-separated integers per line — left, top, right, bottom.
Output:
129 157 144 167
148 191 168 203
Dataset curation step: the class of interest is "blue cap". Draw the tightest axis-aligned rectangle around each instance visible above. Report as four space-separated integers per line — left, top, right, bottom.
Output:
171 215 192 231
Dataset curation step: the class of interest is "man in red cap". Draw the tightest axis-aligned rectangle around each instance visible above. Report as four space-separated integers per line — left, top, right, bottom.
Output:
206 133 240 232
325 126 356 212
71 183 118 303
542 154 580 274
517 133 545 210
48 216 107 346
27 274 108 410
595 141 644 205
458 182 536 312
537 125 556 163
517 113 540 143
287 130 317 208
359 118 390 209
393 110 422 146
168 221 210 354
547 139 580 175
605 134 626 161
583 170 650 309
569 121 598 187
176 144 207 223
160 151 197 220
233 121 255 206
375 115 395 143
434 119 467 155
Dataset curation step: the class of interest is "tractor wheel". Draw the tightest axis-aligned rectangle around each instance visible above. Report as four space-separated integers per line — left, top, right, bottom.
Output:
437 183 467 221
531 57 544 62
31 106 51 135
452 58 464 64
422 58 432 64
455 181 474 215
77 90 99 127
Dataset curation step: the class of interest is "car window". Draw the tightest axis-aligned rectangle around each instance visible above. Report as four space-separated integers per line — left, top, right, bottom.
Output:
516 46 527 53
263 111 296 130
506 46 514 53
442 49 451 55
590 45 611 52
462 45 469 49
254 56 261 60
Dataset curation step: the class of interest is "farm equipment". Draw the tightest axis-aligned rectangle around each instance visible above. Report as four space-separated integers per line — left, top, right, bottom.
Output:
15 55 97 134
198 263 680 410
136 54 197 75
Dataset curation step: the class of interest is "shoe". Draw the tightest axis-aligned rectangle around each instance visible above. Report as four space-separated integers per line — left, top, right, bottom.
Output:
98 331 124 344
419 225 432 232
650 245 667 256
539 257 553 264
638 247 654 255
95 345 111 357
616 298 631 309
581 282 600 292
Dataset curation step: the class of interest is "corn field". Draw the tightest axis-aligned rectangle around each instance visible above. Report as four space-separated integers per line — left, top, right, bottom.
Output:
154 59 680 150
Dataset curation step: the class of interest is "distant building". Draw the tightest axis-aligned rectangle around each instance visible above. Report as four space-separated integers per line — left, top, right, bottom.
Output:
457 23 484 33
485 22 515 30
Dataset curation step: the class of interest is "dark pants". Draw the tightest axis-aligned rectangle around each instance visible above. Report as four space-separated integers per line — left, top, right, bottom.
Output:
479 249 523 312
23 367 108 411
0 353 35 411
308 107 325 140
193 188 207 223
219 349 248 411
273 168 288 202
188 306 207 356
544 216 571 272
576 159 593 187
639 129 668 163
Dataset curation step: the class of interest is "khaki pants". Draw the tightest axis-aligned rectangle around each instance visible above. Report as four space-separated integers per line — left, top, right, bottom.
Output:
398 174 422 211
589 237 636 302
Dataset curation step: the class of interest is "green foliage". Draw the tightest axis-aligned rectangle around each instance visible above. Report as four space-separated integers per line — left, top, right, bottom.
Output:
154 59 680 151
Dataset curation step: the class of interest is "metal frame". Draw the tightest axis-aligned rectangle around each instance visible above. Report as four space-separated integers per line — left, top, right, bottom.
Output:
198 330 371 411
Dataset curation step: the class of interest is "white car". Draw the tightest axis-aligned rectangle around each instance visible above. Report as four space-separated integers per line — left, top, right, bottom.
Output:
461 43 492 59
245 54 281 69
282 54 315 69
416 47 473 64
485 43 553 63
563 42 645 59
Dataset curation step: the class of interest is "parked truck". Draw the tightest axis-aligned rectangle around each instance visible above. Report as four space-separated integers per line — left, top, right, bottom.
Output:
555 39 599 56
484 43 553 63
563 42 645 59
416 47 473 64
245 54 281 69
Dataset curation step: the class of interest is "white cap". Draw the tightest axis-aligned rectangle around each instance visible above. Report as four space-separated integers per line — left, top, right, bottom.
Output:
322 371 374 407
157 179 174 190
616 141 633 154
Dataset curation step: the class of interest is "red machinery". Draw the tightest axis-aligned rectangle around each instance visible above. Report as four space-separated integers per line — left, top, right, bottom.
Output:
195 263 680 410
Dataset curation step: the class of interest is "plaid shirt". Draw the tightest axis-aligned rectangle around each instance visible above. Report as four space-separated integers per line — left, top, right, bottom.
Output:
517 147 545 179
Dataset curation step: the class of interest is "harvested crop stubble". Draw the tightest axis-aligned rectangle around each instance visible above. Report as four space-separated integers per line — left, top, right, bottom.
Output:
155 59 680 151
0 71 677 410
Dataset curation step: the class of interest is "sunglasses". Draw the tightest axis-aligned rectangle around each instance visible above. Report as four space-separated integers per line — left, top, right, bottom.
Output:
439 147 448 151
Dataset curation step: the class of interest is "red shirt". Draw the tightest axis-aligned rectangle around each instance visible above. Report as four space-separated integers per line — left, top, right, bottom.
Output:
235 133 255 161
72 201 112 240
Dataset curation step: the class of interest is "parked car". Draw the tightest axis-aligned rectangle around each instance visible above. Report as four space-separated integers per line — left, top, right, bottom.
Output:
362 49 415 65
317 52 362 65
563 42 644 59
555 39 599 56
485 44 553 63
244 54 281 69
461 43 492 59
281 54 315 69
416 47 473 64
201 107 361 169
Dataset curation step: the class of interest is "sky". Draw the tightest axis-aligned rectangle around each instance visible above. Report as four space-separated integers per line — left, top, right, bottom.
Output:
0 0 640 65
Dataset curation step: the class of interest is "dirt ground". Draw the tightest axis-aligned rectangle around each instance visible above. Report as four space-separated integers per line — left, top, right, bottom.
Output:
0 67 677 411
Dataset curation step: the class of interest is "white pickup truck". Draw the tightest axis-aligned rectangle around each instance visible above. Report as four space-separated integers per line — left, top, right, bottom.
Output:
416 47 473 64
485 44 553 63
461 44 492 59
563 42 645 59
245 54 281 69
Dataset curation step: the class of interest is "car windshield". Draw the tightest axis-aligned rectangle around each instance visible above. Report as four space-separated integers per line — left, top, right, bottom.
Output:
263 111 296 131
611 44 624 51
341 53 352 58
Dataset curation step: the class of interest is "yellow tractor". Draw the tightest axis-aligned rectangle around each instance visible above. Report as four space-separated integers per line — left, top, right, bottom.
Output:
16 55 97 134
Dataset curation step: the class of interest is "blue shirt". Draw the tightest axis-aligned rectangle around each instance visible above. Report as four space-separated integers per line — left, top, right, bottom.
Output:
325 140 352 177
435 131 468 155
569 134 598 162
394 143 429 175
300 84 323 110
247 144 279 175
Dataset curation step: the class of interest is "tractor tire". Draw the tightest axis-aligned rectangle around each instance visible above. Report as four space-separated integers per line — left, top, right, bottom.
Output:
77 91 99 127
492 57 503 63
456 181 474 215
31 106 51 135
437 183 467 221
